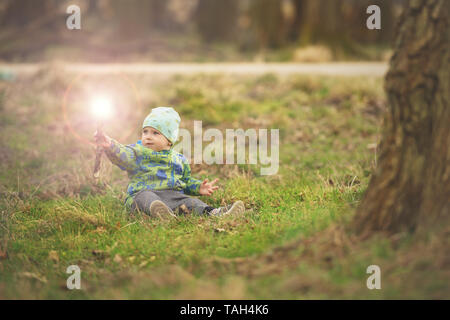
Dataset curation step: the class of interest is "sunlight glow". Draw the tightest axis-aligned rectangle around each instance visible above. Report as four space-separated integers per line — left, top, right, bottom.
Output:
90 96 113 120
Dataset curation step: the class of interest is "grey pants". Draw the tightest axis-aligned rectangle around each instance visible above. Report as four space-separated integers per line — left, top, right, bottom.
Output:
130 189 210 216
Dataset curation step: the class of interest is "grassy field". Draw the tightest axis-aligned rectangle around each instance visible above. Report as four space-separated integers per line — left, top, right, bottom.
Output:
0 67 448 299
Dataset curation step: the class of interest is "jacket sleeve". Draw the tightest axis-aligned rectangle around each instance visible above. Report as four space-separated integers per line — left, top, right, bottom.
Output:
103 139 139 173
180 159 202 195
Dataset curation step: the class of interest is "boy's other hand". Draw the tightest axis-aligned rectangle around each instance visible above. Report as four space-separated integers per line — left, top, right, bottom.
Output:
199 178 219 196
93 130 111 148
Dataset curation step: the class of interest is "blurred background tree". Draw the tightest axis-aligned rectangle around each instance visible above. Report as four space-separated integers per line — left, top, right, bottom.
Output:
249 0 286 49
195 0 239 43
0 0 406 62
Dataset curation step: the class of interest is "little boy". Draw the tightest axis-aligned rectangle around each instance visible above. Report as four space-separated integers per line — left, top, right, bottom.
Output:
94 106 245 219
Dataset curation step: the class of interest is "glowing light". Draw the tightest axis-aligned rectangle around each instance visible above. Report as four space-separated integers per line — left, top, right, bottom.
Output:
90 96 113 120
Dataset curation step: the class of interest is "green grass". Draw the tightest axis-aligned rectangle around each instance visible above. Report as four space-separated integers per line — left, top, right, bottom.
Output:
0 70 448 299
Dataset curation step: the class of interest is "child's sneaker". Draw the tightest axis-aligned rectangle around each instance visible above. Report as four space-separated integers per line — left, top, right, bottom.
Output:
209 201 245 217
150 200 177 220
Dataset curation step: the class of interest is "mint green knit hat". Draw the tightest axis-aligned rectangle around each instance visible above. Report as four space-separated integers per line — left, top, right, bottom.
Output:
142 107 181 145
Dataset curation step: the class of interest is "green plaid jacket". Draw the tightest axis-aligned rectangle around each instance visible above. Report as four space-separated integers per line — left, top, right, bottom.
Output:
104 139 202 209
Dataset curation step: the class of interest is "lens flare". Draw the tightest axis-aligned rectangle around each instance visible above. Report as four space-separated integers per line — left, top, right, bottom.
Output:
90 96 113 120
63 73 142 146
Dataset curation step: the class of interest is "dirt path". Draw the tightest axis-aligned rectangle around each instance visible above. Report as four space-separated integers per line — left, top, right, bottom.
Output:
0 62 387 77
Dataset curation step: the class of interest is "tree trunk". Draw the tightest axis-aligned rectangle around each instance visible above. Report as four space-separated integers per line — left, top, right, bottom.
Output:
195 0 239 43
288 0 306 41
353 0 449 238
249 0 285 48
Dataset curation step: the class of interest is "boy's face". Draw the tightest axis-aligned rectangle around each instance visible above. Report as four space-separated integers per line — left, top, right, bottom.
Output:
141 126 172 151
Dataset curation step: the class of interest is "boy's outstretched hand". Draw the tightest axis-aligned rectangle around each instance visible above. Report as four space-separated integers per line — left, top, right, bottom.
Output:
199 178 219 196
94 130 111 149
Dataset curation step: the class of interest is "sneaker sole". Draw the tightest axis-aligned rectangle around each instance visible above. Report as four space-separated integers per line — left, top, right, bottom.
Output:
224 200 245 216
150 200 177 220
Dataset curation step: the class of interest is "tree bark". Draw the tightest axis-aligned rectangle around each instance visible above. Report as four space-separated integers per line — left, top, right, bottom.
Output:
353 0 449 238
